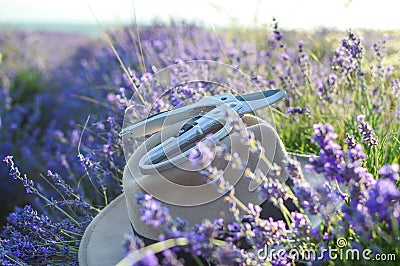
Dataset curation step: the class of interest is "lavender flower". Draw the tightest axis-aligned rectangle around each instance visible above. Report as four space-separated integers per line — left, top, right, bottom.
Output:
272 18 283 43
209 243 243 265
78 154 108 194
47 170 75 196
3 156 38 195
332 30 364 76
378 164 399 181
345 133 357 149
135 250 159 266
188 136 216 167
286 107 308 115
259 175 293 208
123 234 145 256
286 159 317 214
161 249 184 266
307 124 345 182
365 178 400 229
1 205 80 265
297 40 310 77
290 212 311 236
136 194 171 228
358 117 378 146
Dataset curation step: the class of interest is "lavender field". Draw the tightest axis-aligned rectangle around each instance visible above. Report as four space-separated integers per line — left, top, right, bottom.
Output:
0 21 399 265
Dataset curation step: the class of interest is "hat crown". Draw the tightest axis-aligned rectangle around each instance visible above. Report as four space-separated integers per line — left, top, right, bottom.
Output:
123 114 289 240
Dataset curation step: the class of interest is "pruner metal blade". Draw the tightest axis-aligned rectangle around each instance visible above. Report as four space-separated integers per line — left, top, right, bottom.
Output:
235 89 286 115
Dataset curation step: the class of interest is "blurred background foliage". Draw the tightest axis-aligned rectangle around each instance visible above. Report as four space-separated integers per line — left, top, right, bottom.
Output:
0 22 399 225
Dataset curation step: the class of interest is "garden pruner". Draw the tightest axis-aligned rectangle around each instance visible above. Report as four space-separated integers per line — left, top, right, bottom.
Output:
120 89 286 174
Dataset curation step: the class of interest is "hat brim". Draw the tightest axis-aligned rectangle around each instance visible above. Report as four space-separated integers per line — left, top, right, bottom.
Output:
79 193 131 266
78 153 320 266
